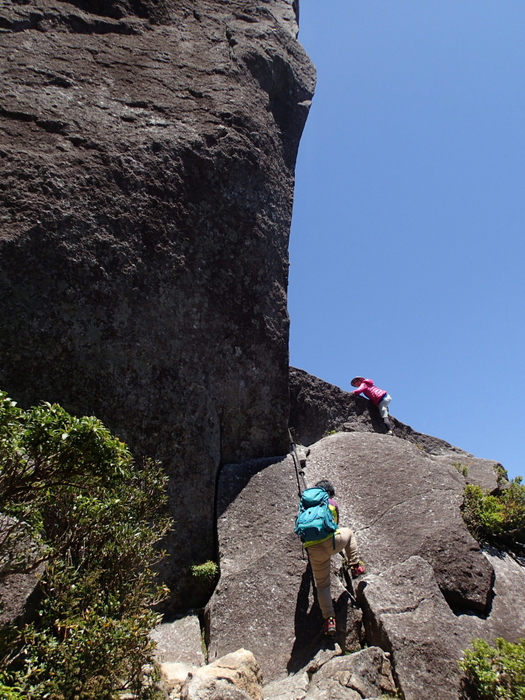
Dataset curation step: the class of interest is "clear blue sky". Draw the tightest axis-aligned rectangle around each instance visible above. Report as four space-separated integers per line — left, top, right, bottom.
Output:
289 0 525 480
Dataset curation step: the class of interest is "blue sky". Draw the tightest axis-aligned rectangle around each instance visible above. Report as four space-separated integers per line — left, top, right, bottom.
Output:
289 0 525 480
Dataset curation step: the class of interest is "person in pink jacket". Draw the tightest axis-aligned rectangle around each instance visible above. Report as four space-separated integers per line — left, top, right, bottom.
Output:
351 377 393 434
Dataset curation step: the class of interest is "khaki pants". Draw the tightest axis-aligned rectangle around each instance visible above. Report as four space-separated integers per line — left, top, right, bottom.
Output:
307 527 359 619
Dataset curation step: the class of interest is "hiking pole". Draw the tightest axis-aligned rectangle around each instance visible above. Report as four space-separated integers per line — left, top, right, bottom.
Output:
289 429 307 496
340 554 358 607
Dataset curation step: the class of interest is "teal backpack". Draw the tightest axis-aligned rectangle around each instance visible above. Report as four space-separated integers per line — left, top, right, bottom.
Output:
294 487 337 545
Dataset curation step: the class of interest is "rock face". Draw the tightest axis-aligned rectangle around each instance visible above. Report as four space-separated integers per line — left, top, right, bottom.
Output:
305 432 494 613
0 0 315 608
205 455 363 682
205 424 525 698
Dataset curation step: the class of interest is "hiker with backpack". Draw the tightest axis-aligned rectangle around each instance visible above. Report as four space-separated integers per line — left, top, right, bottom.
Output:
295 479 365 636
350 376 393 434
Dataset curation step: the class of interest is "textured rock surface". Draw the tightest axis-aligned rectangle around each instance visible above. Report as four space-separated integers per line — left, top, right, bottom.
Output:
357 557 467 700
0 569 42 627
0 0 314 609
180 649 263 700
205 455 362 682
458 548 525 644
306 647 396 700
304 432 494 612
150 614 205 665
207 427 525 698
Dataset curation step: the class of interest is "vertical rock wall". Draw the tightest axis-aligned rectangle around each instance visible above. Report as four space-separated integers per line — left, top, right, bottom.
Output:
0 0 315 608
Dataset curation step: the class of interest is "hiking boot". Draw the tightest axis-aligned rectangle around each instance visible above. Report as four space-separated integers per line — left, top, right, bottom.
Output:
323 617 337 636
386 430 393 435
350 562 366 578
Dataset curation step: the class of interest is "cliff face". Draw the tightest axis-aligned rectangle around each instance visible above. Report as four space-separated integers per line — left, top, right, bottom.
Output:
0 0 315 608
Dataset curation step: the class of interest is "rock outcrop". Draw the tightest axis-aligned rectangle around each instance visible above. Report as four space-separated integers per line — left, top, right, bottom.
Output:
0 0 315 609
205 455 363 682
204 416 525 698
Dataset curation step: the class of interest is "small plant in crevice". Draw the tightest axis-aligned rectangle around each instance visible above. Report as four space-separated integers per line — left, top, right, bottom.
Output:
494 463 509 487
461 478 525 557
189 560 219 602
190 560 219 583
459 637 525 699
454 461 469 478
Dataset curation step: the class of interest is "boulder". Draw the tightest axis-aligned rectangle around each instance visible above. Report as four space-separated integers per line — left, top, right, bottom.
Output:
263 647 395 700
151 614 205 666
458 547 525 645
206 455 362 682
304 432 494 613
263 670 310 700
0 569 42 628
0 0 315 610
307 647 396 700
0 515 44 627
161 662 198 698
180 649 263 700
357 557 467 700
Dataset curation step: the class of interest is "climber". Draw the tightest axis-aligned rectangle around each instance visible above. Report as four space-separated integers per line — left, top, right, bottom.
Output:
302 479 365 637
351 377 393 434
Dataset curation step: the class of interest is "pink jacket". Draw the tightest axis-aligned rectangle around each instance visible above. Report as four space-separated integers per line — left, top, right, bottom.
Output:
352 378 387 406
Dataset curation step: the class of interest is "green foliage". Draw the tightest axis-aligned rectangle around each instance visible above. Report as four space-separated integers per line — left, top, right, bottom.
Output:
190 560 218 583
495 463 509 487
0 680 25 699
460 638 525 699
461 479 525 555
0 392 172 699
454 461 469 478
189 560 219 603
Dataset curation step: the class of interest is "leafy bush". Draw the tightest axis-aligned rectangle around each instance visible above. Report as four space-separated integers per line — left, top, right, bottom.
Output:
461 479 525 556
190 560 218 583
453 461 469 478
460 637 525 699
0 392 172 699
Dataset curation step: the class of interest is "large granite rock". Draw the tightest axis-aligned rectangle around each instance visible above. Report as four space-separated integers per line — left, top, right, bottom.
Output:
150 614 205 666
206 428 525 698
181 649 263 700
357 557 468 700
304 432 494 613
304 647 396 700
0 0 315 609
205 455 362 682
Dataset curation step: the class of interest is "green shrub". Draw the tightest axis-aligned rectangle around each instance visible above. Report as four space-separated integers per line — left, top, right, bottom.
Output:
461 479 525 556
454 462 469 478
0 392 172 699
460 638 525 699
190 560 218 583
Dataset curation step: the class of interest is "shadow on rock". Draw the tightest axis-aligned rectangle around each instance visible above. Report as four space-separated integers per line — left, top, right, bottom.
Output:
287 562 330 674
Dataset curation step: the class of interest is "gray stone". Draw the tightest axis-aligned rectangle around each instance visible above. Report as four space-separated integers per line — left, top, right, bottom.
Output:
357 557 466 700
180 649 263 700
458 548 525 644
151 614 205 666
0 515 44 627
309 647 396 699
0 0 315 611
263 671 310 700
433 454 505 493
305 432 494 612
206 455 361 682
